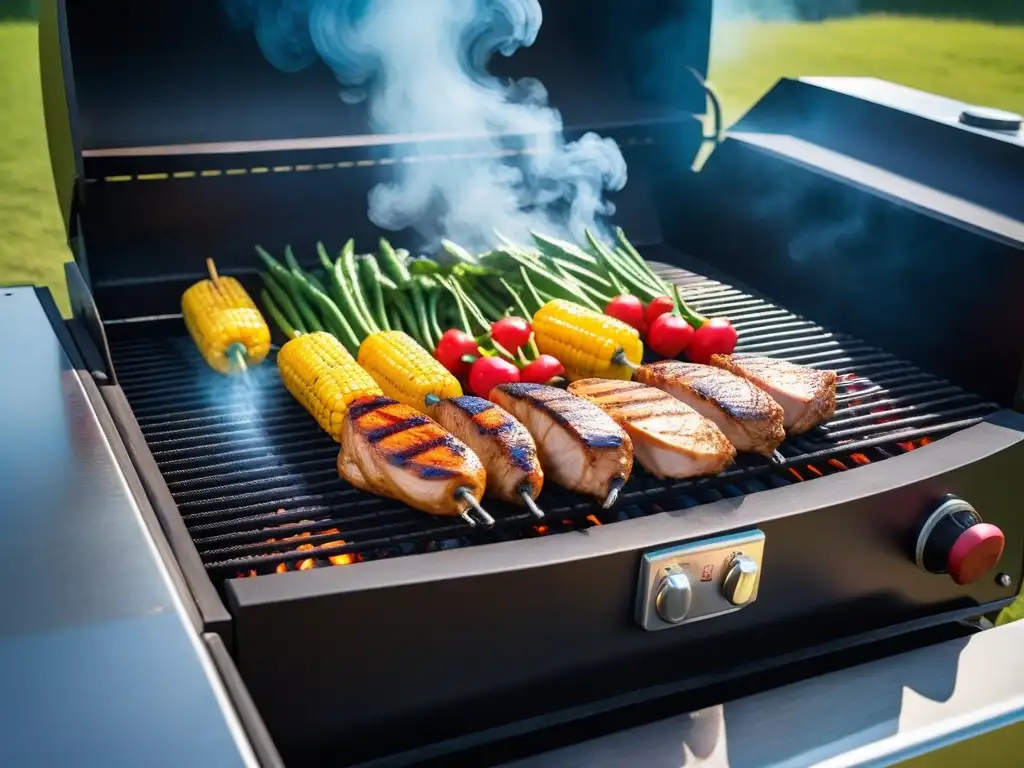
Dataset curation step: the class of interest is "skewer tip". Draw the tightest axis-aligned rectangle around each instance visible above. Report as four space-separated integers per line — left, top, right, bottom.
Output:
612 348 640 372
424 393 441 406
520 488 545 519
458 488 495 528
602 477 626 509
206 257 221 284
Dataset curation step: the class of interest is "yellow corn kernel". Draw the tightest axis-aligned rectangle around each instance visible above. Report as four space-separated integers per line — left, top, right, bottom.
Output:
357 330 462 409
532 299 643 382
278 332 383 441
181 275 271 374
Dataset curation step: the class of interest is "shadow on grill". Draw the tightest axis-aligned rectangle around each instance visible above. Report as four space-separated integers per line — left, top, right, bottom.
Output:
106 261 998 584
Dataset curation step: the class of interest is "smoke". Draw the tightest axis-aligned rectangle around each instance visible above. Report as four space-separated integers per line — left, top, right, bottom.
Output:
224 0 627 253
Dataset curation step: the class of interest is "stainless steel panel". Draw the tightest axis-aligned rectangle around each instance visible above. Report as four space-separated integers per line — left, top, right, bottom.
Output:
635 530 766 631
499 619 1024 767
0 288 258 767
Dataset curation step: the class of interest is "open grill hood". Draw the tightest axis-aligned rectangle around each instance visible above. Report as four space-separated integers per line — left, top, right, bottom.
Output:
43 0 712 317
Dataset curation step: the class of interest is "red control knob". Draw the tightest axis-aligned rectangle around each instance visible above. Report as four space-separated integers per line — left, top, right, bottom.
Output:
915 496 1004 586
947 523 1005 586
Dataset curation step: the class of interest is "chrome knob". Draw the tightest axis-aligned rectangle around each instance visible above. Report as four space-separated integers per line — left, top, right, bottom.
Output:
655 572 693 624
723 555 759 606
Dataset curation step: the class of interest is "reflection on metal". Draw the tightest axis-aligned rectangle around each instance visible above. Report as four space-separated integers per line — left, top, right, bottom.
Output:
0 289 258 767
500 620 1024 767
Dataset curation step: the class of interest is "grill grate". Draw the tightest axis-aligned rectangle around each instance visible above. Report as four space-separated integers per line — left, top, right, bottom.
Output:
106 262 999 583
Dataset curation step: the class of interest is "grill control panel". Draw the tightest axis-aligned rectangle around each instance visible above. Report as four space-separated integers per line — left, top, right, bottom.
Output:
635 530 766 631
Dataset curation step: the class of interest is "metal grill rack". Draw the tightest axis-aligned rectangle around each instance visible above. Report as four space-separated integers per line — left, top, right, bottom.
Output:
106 261 999 583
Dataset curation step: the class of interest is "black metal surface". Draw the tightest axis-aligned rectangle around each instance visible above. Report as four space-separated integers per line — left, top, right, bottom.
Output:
0 287 255 768
59 0 711 151
105 260 999 586
685 78 1024 411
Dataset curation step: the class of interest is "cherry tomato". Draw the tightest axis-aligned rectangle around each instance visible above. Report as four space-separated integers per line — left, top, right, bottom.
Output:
644 296 675 329
469 356 521 399
686 318 739 364
605 295 646 333
490 317 532 354
647 314 695 358
434 329 479 377
520 354 565 384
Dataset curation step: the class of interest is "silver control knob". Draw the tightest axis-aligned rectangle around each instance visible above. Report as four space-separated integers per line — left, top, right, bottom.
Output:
655 572 693 624
723 555 759 606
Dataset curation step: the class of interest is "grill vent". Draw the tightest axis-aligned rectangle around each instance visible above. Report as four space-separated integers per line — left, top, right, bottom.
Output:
107 262 998 583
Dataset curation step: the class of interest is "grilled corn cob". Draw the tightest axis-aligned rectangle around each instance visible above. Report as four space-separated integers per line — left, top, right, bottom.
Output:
532 299 643 382
278 331 383 441
357 330 463 408
181 260 271 374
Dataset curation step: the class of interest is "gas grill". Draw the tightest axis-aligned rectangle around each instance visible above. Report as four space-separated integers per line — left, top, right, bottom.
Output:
34 0 1024 766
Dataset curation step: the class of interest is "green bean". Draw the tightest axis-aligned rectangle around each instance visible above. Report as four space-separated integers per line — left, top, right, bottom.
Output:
499 247 602 311
287 274 324 333
384 288 424 346
498 277 533 320
438 276 473 335
378 238 411 284
358 255 391 331
613 229 671 294
584 230 659 302
463 279 504 321
531 232 599 267
387 303 404 333
544 256 615 293
260 271 306 334
427 290 443 349
305 281 362 354
260 289 299 340
341 241 378 333
317 242 373 341
316 245 347 308
518 266 546 315
254 245 293 286
547 260 614 306
441 239 475 264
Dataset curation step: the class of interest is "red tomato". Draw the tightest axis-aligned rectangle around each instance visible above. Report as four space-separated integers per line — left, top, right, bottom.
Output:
434 329 479 377
605 295 646 333
686 318 739 364
646 314 695 358
520 355 565 384
469 356 521 399
490 317 532 353
644 296 675 329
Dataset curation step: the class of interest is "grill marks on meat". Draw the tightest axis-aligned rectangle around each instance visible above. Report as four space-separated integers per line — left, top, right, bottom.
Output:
711 355 837 435
431 395 544 505
338 395 486 517
635 361 786 456
492 383 633 503
567 379 736 479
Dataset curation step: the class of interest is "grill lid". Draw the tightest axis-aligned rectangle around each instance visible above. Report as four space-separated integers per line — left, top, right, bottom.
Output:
42 0 711 302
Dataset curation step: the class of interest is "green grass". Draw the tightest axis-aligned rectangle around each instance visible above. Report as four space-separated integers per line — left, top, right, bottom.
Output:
0 21 68 310
0 17 1023 622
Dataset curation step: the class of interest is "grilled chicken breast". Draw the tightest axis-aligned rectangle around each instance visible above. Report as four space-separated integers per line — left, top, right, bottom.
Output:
337 395 486 517
711 354 837 435
430 395 544 506
491 383 633 505
567 379 736 479
634 361 786 456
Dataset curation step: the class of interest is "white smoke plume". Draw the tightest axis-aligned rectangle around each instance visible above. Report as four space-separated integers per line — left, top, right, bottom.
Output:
225 0 627 253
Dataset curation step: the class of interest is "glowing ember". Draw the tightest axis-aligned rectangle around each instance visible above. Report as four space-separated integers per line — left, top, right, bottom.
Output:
586 514 602 526
850 453 871 465
897 437 933 452
806 465 824 478
828 459 847 471
239 519 358 578
788 468 805 482
534 525 550 535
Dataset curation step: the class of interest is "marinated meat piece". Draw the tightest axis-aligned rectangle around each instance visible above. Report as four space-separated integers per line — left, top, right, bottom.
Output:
710 354 837 435
491 383 633 507
338 395 487 520
430 395 544 515
568 378 736 478
634 361 785 456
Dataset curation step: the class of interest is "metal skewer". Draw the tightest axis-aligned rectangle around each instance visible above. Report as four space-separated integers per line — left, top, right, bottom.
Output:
519 487 545 519
612 348 640 372
602 477 626 509
458 488 495 528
